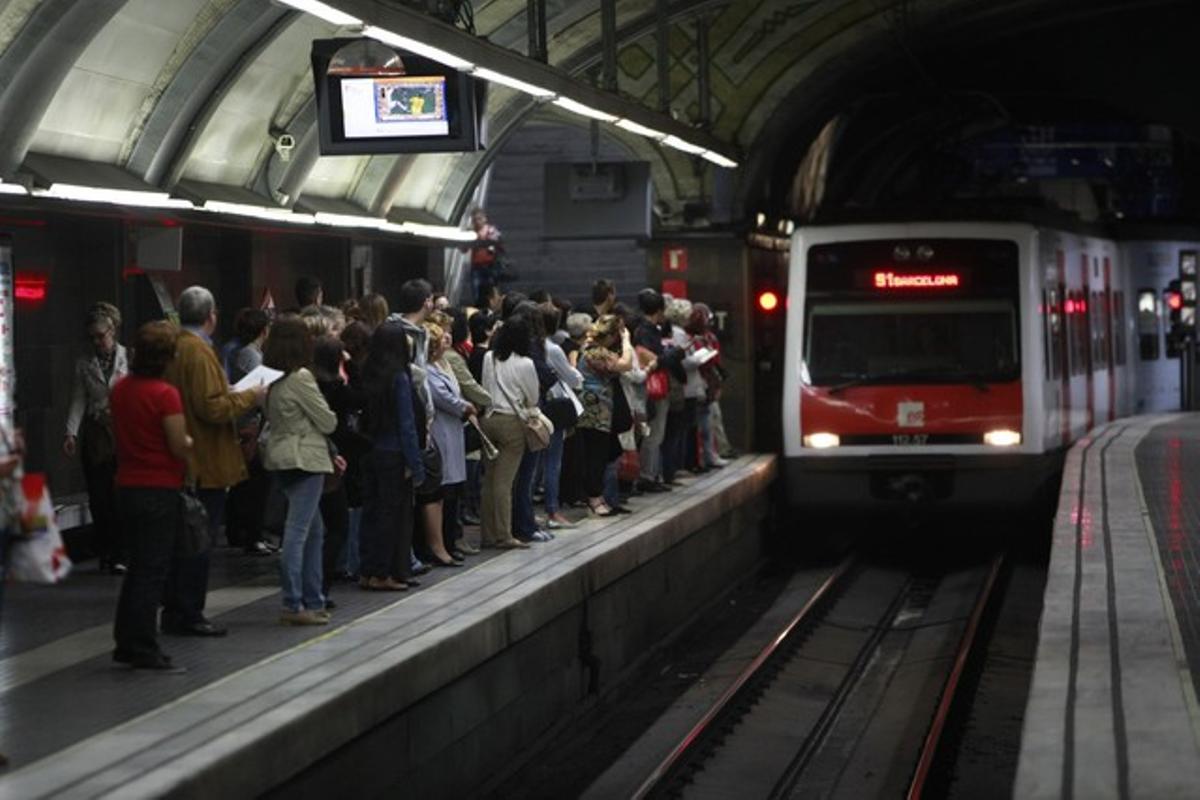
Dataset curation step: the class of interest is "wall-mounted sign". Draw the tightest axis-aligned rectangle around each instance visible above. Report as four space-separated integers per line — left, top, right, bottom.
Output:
663 246 688 273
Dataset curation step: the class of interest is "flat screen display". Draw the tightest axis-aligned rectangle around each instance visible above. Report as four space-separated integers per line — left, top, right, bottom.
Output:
339 75 450 139
312 38 483 156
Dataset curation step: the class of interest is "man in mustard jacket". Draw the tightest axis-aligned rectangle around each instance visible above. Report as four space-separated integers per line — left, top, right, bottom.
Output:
163 286 265 636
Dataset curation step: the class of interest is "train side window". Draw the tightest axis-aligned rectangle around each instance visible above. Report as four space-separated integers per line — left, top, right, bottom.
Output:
1136 288 1160 360
1045 288 1062 379
1113 291 1127 366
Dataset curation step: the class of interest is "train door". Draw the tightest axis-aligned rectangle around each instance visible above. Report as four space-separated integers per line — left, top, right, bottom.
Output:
1081 253 1095 430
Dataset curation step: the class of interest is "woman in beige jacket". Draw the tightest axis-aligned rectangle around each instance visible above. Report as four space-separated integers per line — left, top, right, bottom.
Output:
261 317 339 626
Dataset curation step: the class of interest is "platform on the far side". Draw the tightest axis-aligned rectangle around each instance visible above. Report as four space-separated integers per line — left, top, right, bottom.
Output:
1015 415 1200 799
0 454 774 798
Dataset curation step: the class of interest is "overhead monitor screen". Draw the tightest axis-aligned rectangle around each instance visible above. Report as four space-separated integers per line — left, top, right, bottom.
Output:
339 75 449 139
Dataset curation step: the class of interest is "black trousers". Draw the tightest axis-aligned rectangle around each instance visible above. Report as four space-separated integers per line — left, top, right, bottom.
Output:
226 456 269 548
114 488 179 661
579 428 611 498
442 482 463 551
361 449 415 580
163 488 223 627
320 482 349 594
81 443 121 564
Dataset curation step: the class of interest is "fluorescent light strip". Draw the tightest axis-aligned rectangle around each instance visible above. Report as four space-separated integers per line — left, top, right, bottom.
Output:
0 180 27 196
203 201 316 225
472 67 555 99
661 135 707 156
396 221 477 242
275 0 361 27
314 211 389 229
701 150 739 169
615 118 666 140
38 184 193 209
552 97 618 122
362 25 474 71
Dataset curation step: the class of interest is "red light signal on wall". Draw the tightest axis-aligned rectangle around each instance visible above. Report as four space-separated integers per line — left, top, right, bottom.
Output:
14 274 46 303
757 290 780 312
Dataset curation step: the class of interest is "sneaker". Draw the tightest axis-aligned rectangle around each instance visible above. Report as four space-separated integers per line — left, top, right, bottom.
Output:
280 609 329 626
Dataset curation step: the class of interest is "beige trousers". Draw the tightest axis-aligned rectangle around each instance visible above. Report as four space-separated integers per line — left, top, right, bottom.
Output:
479 413 527 544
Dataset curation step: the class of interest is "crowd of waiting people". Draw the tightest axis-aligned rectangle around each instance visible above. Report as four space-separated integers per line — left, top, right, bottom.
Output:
64 276 734 672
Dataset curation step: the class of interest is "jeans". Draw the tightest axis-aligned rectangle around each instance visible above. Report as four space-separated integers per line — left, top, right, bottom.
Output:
603 460 619 509
471 268 495 306
277 471 325 612
114 487 179 661
512 447 539 538
639 399 669 482
163 488 224 627
698 402 718 465
543 428 565 515
343 506 363 576
361 449 415 580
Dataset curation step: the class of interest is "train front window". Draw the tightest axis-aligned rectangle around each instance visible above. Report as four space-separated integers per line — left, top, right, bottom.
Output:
804 300 1019 386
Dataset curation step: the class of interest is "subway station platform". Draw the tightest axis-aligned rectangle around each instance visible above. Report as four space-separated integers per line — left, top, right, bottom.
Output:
0 456 774 799
1017 415 1200 798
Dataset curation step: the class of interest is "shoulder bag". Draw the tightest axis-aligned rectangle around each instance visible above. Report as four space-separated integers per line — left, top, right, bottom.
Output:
177 488 211 558
495 372 553 452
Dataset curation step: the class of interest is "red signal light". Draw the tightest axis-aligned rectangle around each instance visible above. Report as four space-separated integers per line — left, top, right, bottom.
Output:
757 290 780 312
1167 291 1183 311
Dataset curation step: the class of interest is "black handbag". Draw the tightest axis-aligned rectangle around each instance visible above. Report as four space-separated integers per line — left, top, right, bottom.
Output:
542 396 578 431
177 490 211 558
416 442 443 496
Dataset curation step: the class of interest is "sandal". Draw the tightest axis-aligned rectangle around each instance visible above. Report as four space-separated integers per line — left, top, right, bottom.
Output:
588 501 615 517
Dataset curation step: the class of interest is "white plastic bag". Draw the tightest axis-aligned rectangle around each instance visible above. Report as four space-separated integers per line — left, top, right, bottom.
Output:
8 474 71 584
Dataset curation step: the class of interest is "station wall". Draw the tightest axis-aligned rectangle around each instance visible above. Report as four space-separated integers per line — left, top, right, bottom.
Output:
1 208 430 510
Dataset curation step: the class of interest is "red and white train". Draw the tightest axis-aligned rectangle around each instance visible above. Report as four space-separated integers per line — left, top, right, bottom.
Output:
780 221 1140 510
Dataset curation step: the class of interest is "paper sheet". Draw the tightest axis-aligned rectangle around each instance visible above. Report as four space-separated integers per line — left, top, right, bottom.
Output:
232 364 283 392
692 347 719 365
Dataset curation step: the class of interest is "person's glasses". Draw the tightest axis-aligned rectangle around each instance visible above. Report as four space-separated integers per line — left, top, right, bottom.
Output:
89 329 113 343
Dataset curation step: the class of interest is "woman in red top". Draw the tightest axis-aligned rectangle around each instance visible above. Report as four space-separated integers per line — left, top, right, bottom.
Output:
111 322 193 672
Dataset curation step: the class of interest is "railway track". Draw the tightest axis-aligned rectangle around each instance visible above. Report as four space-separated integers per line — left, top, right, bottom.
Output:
631 551 1007 799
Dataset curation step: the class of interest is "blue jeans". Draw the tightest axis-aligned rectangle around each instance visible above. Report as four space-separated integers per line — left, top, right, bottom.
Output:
343 506 363 576
543 428 565 514
512 447 539 537
277 472 325 612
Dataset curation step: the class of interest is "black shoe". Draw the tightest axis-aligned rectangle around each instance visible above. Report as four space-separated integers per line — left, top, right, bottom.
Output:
324 598 337 610
412 562 432 576
163 620 227 637
612 506 634 514
244 541 274 556
403 577 421 588
637 480 668 493
133 656 186 673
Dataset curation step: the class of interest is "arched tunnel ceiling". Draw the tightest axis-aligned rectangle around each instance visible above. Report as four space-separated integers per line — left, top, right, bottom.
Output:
0 0 1187 226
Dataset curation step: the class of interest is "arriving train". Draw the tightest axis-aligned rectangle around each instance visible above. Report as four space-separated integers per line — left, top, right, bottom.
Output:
778 220 1151 511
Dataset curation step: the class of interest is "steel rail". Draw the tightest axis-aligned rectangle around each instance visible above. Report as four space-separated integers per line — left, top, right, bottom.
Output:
630 555 857 800
906 551 1007 799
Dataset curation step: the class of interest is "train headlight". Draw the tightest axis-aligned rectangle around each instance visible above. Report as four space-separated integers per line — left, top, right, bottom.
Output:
983 429 1022 447
803 432 841 449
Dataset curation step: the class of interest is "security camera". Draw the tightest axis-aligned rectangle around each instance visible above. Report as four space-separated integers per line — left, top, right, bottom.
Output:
274 133 296 162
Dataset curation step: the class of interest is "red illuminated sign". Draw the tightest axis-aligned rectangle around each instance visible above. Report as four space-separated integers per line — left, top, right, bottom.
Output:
14 275 45 302
873 270 961 289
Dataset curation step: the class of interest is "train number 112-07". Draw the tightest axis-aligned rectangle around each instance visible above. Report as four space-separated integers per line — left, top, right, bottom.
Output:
892 434 929 445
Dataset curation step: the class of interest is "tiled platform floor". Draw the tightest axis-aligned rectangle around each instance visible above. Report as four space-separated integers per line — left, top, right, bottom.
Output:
0 464 730 772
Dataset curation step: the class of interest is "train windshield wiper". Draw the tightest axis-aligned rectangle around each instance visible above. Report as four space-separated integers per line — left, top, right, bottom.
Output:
827 366 993 395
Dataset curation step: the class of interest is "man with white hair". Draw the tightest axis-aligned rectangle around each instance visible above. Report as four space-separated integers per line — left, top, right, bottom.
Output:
163 286 266 637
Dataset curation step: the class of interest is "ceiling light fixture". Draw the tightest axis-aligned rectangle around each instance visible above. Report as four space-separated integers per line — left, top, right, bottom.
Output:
396 221 478 242
314 211 389 229
701 150 738 169
615 119 666 140
661 135 707 156
551 97 618 122
203 201 316 224
275 0 361 27
39 184 194 209
361 25 474 71
0 180 27 196
471 67 555 99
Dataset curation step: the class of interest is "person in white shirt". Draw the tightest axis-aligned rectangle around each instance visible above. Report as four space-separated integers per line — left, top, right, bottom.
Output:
479 315 539 549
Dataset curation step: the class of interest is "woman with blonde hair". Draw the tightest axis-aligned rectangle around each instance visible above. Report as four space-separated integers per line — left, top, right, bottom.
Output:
575 314 633 516
359 293 390 330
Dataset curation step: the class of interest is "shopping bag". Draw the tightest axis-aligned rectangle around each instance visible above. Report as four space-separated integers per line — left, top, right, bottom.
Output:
617 449 641 483
8 473 72 584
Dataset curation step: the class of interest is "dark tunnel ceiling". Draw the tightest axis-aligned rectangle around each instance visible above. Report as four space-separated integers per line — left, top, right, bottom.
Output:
758 0 1200 225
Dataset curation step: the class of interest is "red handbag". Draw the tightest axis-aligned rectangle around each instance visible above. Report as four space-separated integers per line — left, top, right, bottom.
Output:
617 449 641 483
646 369 669 402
